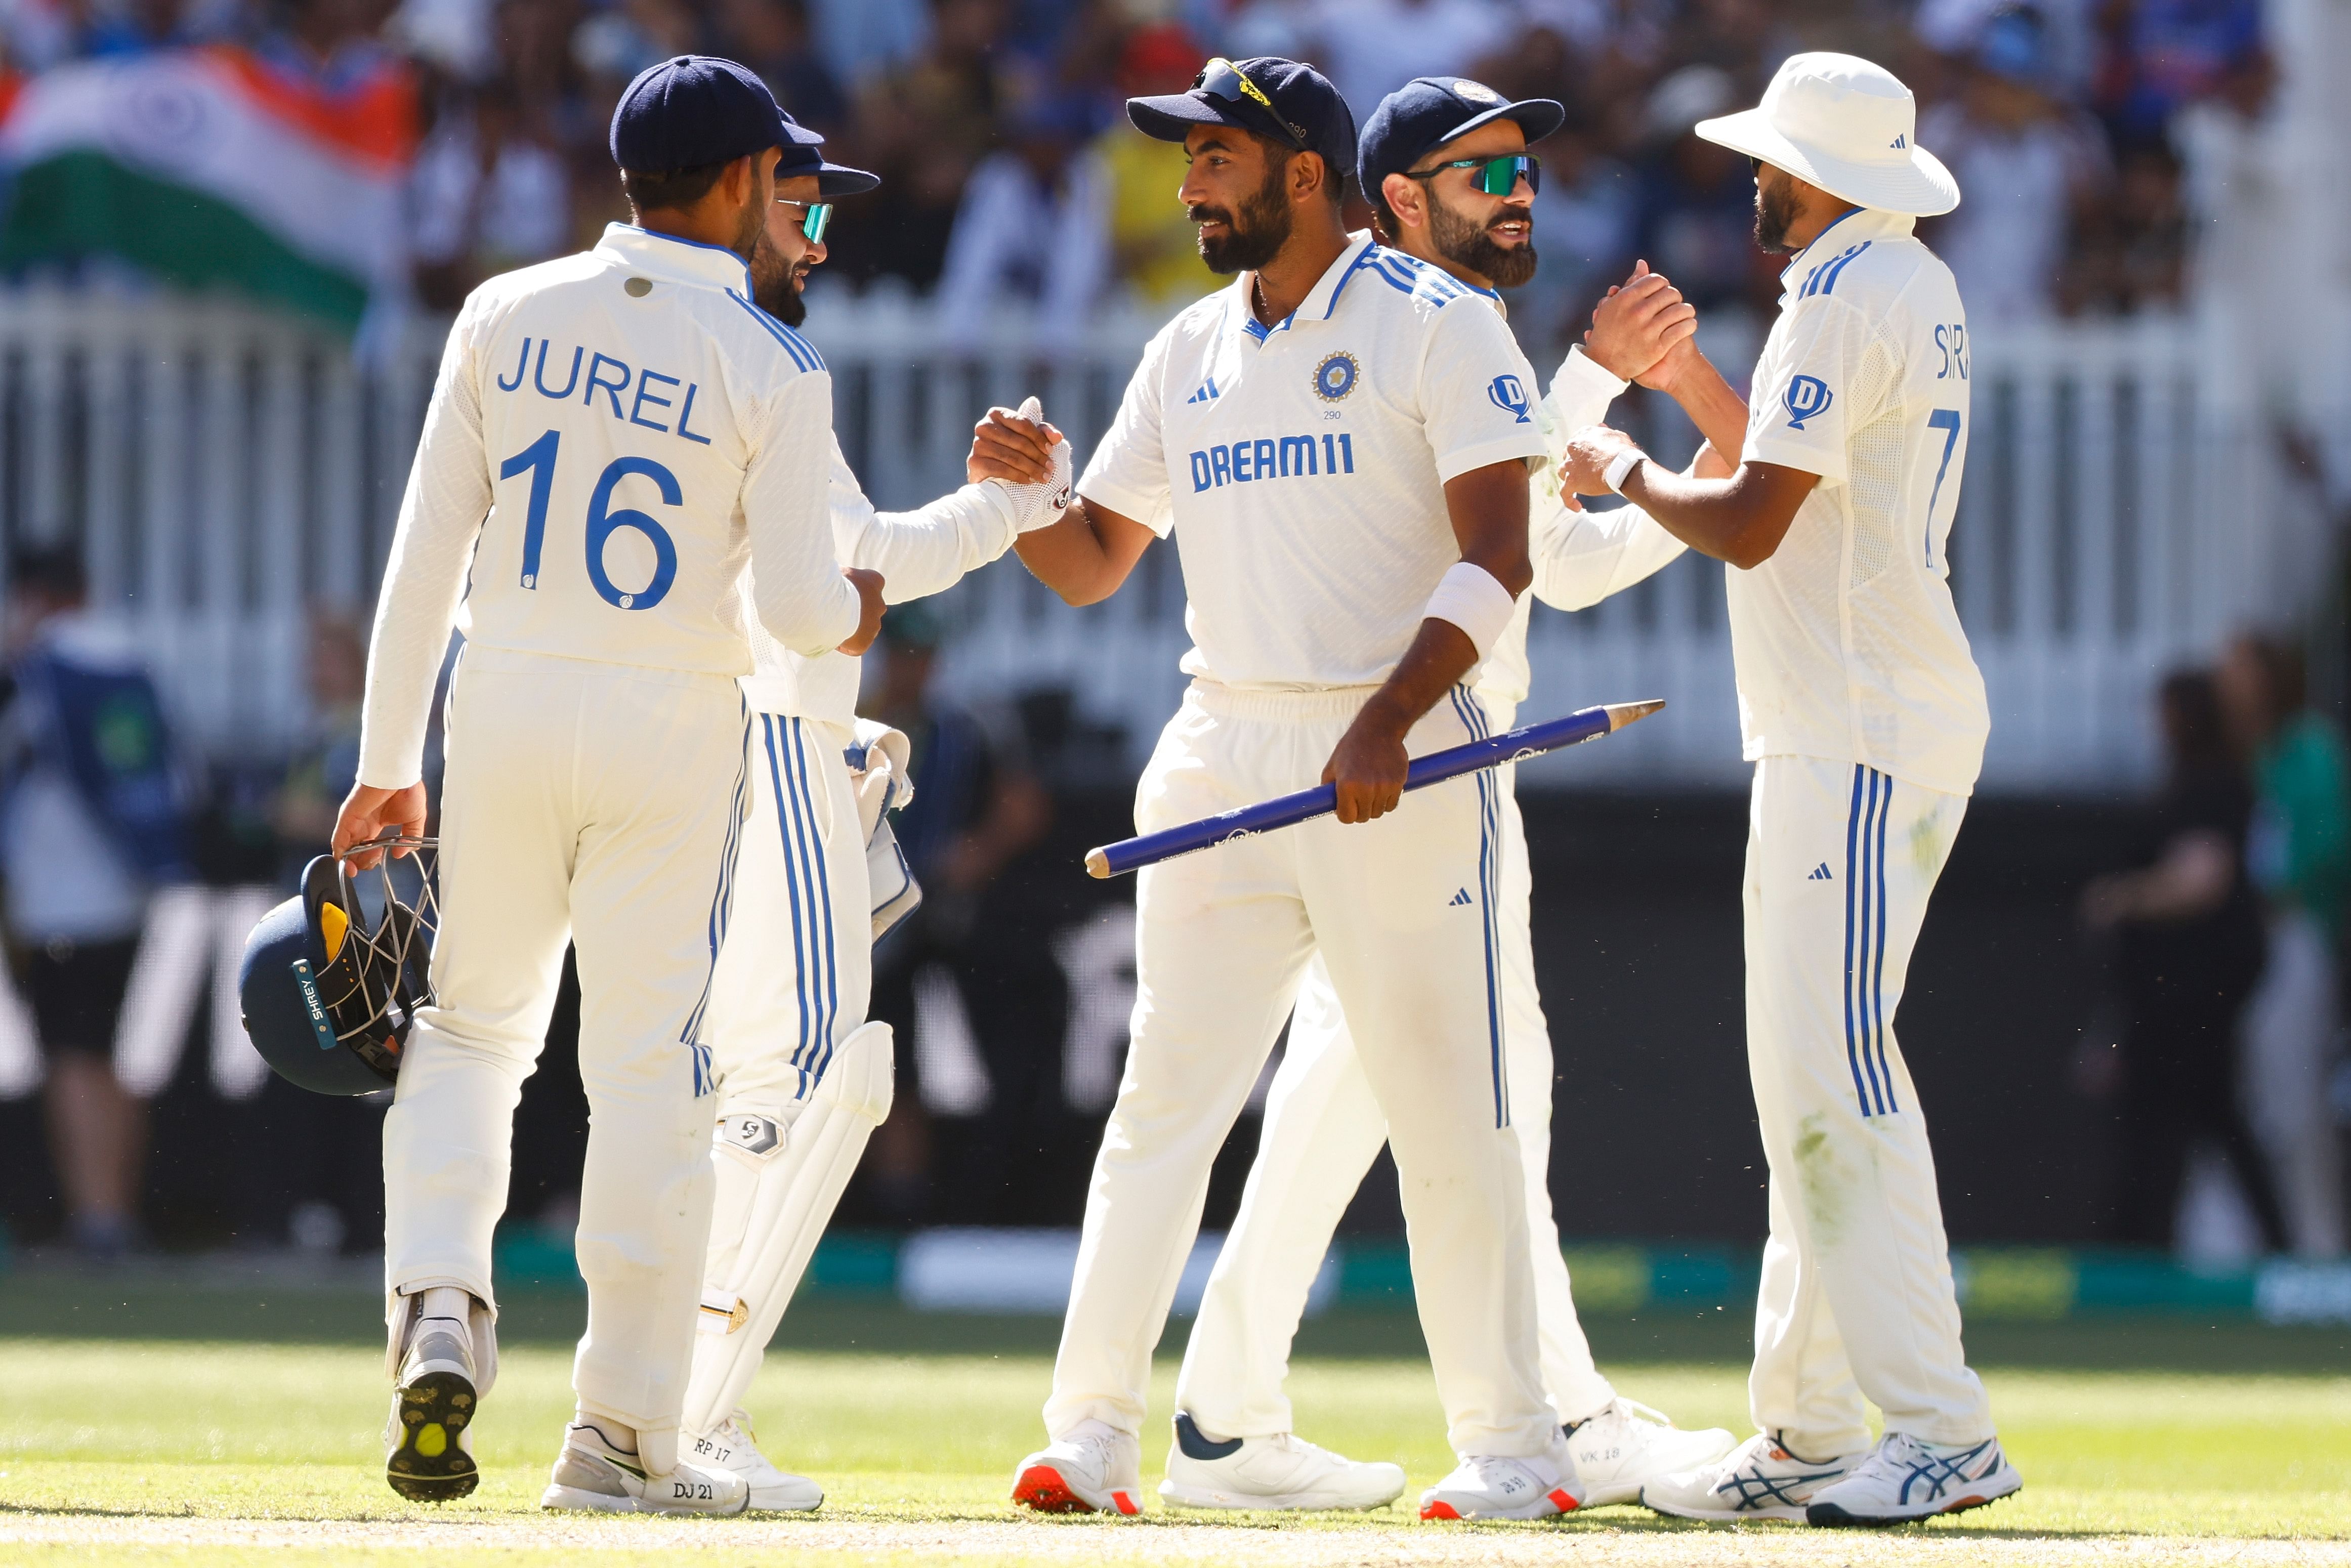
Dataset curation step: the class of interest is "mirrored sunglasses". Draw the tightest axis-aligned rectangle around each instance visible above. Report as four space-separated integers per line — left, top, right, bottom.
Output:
777 198 833 243
1408 153 1540 197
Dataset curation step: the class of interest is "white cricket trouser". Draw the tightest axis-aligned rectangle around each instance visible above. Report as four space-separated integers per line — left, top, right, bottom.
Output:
705 711 870 1113
1744 754 1993 1455
384 649 749 1441
1046 681 1557 1460
1178 702 1615 1439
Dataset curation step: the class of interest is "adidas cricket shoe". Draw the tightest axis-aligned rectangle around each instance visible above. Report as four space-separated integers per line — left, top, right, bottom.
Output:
687 1410 823 1512
1641 1431 1862 1522
1158 1411 1405 1511
1010 1419 1143 1515
1804 1432 2021 1527
1567 1398 1740 1507
385 1310 480 1502
1418 1447 1584 1520
540 1421 749 1515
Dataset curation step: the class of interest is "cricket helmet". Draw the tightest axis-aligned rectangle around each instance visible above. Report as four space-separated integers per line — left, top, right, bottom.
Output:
238 837 439 1095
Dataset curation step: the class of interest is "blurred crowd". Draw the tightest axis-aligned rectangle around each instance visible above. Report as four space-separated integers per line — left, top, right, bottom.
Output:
0 0 2279 354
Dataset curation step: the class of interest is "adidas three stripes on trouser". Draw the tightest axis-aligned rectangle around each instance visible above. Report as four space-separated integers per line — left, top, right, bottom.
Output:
1743 754 1994 1456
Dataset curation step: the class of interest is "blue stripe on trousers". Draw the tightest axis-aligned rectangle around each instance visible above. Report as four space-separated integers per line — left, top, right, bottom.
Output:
680 697 752 1055
1447 687 1508 1129
762 716 819 1088
787 717 843 1082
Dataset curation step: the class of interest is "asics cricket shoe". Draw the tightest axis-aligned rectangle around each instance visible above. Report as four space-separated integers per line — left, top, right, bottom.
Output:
540 1421 749 1515
688 1410 824 1512
1567 1398 1740 1507
1804 1432 2021 1527
1641 1431 1862 1522
1010 1419 1144 1515
1418 1447 1584 1520
1158 1411 1405 1511
385 1309 480 1502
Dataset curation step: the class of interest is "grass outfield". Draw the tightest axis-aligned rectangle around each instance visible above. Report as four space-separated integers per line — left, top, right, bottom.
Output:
1 1287 2347 1565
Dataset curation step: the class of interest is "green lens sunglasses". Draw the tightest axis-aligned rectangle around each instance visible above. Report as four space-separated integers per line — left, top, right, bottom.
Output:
1406 153 1541 197
777 198 833 243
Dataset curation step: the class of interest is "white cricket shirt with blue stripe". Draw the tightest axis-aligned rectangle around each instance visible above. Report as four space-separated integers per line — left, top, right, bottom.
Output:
1736 206 1990 797
1076 231 1550 691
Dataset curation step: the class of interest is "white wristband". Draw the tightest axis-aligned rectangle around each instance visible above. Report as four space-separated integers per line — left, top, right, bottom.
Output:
1423 561 1516 658
1604 448 1645 495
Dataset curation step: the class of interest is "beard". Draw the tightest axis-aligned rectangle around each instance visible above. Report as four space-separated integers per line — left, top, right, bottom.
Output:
749 230 810 325
1192 158 1293 274
1754 177 1800 253
1428 196 1538 288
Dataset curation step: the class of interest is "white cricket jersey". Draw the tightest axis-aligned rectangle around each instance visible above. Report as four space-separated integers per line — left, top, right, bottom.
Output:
1077 232 1549 692
742 439 1023 725
1736 206 1989 796
1478 344 1687 708
357 223 861 787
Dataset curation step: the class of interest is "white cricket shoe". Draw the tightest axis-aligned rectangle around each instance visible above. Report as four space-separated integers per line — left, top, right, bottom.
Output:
1010 1419 1144 1515
1158 1412 1405 1511
1804 1432 2021 1527
540 1421 749 1515
385 1310 480 1502
1567 1398 1740 1507
1641 1431 1863 1522
688 1410 824 1512
1418 1446 1584 1521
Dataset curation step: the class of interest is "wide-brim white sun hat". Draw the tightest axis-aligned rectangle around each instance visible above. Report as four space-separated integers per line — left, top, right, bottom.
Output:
1695 52 1961 217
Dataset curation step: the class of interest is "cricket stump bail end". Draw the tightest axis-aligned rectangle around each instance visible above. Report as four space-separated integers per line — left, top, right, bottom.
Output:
1604 699 1666 731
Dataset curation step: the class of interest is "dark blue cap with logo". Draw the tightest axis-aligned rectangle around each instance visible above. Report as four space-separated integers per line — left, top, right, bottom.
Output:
1127 56 1357 194
611 56 878 194
1358 76 1565 201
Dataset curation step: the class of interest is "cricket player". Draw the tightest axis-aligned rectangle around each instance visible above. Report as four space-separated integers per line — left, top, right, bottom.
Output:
334 57 885 1513
1165 75 1759 1513
984 56 1576 1522
677 141 1073 1510
1559 53 2022 1526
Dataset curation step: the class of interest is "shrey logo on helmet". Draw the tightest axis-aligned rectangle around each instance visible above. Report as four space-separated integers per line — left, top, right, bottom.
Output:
239 836 440 1096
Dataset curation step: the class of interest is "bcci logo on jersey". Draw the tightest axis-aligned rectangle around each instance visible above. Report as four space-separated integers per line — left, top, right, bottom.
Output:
1487 374 1530 423
1313 352 1359 401
1784 374 1834 430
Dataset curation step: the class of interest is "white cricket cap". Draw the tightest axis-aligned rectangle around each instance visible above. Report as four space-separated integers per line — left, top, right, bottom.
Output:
1694 52 1961 218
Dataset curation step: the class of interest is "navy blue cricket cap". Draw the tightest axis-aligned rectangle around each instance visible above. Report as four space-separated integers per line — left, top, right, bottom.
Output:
610 56 878 195
1128 56 1356 193
1358 76 1565 201
775 109 879 195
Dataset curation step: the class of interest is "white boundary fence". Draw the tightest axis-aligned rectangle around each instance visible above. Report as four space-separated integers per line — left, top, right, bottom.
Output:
0 283 2333 790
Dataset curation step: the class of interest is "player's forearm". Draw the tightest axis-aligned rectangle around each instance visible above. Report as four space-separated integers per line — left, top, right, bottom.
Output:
747 379 866 653
846 485 1019 603
1620 461 1804 571
1649 349 1750 464
1529 498 1687 612
1361 620 1481 738
1012 499 1138 606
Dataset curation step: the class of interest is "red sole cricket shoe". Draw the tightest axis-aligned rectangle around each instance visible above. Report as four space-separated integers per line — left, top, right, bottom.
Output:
1012 1465 1140 1516
1418 1480 1580 1521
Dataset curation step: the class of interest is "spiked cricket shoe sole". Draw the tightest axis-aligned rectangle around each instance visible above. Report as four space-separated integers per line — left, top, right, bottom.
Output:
386 1370 478 1502
1012 1462 1141 1515
1809 1470 2022 1528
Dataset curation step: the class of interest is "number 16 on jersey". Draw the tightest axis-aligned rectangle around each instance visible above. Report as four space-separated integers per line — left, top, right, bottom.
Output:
499 430 682 611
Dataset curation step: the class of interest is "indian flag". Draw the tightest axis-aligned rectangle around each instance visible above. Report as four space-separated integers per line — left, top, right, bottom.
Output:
0 46 417 330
